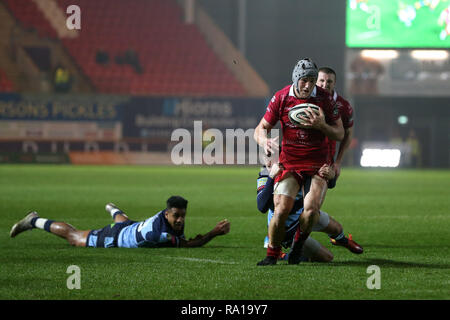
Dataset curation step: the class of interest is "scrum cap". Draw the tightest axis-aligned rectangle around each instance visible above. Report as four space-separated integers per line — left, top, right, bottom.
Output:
292 58 318 90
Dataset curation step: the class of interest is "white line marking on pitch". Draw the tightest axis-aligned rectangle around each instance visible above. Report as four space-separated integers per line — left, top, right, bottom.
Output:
165 256 238 265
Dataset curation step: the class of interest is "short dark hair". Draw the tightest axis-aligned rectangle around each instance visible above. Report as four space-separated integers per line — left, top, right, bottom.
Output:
318 67 336 77
166 196 188 209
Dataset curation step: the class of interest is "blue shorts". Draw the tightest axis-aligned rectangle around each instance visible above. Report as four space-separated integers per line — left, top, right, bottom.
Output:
86 220 135 248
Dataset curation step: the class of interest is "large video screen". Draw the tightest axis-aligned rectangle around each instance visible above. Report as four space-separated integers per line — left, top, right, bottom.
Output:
346 0 450 48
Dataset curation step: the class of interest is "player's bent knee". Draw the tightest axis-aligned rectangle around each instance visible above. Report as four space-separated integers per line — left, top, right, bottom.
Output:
312 249 333 263
324 251 334 263
272 210 290 226
302 207 320 220
274 205 291 216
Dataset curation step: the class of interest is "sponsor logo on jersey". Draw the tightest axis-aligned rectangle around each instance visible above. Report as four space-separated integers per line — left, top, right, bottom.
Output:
257 177 268 189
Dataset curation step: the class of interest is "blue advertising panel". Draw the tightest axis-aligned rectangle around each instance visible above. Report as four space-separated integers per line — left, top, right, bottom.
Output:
121 96 268 139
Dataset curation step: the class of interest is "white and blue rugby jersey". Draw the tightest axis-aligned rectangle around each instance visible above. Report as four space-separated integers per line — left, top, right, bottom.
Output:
117 210 185 248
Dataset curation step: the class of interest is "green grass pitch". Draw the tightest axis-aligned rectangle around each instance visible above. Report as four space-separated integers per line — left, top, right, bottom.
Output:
0 165 449 300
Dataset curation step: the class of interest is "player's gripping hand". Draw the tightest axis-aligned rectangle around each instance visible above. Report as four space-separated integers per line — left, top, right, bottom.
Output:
332 162 341 179
213 219 230 236
318 164 336 180
268 162 284 179
299 107 326 129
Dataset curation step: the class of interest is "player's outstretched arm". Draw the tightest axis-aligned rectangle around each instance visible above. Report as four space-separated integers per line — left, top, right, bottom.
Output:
179 219 230 248
254 118 277 155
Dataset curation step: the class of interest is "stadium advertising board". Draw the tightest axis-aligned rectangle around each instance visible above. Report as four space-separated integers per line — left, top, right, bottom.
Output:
0 94 267 140
0 93 123 140
0 93 121 121
121 96 267 139
0 94 269 164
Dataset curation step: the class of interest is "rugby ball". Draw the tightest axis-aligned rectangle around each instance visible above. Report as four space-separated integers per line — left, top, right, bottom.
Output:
288 103 321 128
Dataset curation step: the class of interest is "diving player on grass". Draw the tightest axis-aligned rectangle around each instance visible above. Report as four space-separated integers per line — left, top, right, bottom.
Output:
10 196 230 248
257 162 363 262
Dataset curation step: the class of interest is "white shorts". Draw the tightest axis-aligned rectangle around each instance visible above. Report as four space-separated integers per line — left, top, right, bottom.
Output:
273 174 300 199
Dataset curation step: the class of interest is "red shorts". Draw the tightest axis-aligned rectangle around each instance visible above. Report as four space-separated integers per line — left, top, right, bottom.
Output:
274 168 327 187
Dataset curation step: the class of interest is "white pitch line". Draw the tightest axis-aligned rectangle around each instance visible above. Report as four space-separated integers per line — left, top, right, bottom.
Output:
165 256 238 265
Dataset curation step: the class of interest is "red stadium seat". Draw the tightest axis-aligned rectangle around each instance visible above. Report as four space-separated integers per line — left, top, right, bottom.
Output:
0 68 15 92
4 0 58 39
6 0 247 96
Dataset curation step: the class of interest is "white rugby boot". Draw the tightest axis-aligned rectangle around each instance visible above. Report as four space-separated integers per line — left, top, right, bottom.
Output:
105 202 119 214
10 211 39 238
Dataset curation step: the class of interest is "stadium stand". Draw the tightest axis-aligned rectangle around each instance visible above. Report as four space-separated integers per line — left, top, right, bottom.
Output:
0 67 14 92
3 0 58 39
3 0 253 97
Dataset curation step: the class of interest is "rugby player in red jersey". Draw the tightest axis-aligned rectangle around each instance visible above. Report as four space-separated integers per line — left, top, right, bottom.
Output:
316 67 363 253
254 58 344 265
316 67 354 181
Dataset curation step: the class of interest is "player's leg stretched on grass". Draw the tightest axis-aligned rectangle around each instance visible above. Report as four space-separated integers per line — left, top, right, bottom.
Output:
10 211 90 247
321 215 363 254
316 165 363 254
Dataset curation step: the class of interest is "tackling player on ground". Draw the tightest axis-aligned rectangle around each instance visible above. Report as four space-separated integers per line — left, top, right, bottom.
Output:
254 58 344 265
10 196 230 248
257 161 363 262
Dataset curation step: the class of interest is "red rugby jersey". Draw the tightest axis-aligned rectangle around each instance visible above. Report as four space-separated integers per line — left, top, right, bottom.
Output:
263 85 340 171
328 91 354 161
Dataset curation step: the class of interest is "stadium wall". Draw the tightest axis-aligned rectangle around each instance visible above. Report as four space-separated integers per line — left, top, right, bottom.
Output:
0 93 268 165
1 92 448 168
198 0 347 95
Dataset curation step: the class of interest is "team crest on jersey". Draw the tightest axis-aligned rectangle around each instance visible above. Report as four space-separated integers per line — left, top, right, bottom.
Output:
332 103 339 117
160 232 172 242
296 130 307 140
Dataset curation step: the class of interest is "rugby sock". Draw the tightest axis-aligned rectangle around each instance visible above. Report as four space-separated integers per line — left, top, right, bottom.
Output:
267 245 282 258
294 225 310 243
329 231 348 244
110 209 124 219
30 217 55 232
